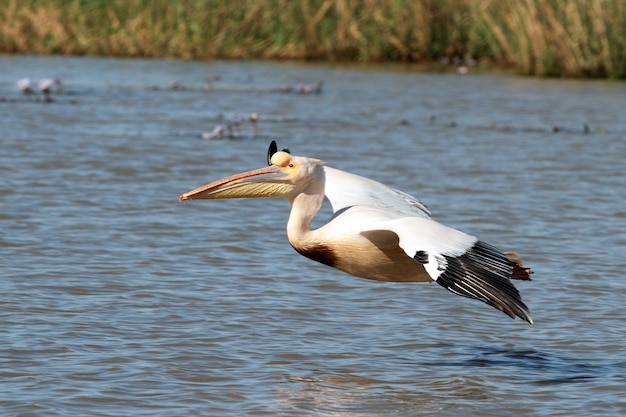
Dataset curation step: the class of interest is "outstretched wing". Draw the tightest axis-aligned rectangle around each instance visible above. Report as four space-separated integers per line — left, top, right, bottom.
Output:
323 166 431 218
370 216 532 323
321 164 532 323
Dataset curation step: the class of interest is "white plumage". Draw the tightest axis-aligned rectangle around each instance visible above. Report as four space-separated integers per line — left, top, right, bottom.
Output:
180 141 533 323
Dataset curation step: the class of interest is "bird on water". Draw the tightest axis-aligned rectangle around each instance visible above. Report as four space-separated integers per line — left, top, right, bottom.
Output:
180 141 533 323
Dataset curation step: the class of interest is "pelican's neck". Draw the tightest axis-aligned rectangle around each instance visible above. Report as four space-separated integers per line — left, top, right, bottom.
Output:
286 167 325 245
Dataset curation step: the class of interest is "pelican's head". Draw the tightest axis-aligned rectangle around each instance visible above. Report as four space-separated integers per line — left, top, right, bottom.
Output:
179 141 322 202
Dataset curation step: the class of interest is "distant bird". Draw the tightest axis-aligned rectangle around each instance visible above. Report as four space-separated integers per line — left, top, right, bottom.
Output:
231 115 243 135
248 112 262 136
295 81 323 94
38 78 54 102
201 124 229 140
180 141 533 323
53 77 63 94
17 78 34 96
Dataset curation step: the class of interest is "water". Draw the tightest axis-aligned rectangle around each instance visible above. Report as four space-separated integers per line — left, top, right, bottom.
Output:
1 55 625 416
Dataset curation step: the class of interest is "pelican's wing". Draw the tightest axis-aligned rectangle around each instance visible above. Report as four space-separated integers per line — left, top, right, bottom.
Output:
323 166 431 218
322 165 531 322
362 214 532 323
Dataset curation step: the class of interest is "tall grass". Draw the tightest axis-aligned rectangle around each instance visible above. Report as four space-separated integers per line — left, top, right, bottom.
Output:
470 0 626 78
0 0 623 78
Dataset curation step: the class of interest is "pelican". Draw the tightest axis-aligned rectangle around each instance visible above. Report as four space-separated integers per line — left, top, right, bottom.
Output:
17 78 34 96
180 141 533 323
38 78 54 102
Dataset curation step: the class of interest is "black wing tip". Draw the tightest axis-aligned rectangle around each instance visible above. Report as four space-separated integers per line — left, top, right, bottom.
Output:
436 241 533 324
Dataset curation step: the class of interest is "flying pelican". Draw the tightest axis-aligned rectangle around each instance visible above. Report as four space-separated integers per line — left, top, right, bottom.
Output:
180 141 533 323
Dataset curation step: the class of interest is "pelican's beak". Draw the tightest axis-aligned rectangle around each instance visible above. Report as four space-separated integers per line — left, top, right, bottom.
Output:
179 165 293 201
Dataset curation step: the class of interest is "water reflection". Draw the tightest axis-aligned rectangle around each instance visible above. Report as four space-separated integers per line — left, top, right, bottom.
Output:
274 344 615 416
276 372 493 416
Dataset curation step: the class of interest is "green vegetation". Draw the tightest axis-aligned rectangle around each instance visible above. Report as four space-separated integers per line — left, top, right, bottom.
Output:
1 0 624 78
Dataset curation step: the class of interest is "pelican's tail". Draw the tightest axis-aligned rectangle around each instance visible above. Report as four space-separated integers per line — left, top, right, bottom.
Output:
506 252 533 281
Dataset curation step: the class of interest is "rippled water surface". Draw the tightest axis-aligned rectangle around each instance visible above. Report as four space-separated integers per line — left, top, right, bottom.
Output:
2 55 625 416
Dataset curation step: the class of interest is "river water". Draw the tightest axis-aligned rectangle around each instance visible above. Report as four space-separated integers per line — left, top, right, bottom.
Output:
1 55 625 416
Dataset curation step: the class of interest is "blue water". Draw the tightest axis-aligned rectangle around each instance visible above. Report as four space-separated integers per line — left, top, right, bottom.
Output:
1 55 625 416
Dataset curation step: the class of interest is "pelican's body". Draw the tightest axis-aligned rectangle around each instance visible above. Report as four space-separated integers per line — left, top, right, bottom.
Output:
180 142 533 323
286 166 446 283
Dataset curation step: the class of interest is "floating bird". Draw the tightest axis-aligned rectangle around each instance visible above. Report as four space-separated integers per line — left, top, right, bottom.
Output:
16 78 34 96
53 77 64 94
294 81 323 94
38 78 54 102
180 141 533 323
248 112 260 136
201 124 229 140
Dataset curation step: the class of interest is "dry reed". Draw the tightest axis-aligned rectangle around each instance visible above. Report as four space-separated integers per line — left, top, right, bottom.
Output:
0 0 623 78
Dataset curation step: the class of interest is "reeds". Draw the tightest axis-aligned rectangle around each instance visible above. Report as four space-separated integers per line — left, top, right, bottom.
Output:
470 0 626 78
0 0 623 78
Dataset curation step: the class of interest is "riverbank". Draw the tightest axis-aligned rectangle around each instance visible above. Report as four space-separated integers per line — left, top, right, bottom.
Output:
1 0 624 78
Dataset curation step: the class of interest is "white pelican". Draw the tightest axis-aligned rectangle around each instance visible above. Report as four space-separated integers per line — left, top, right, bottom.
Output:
38 78 54 102
17 78 33 96
180 141 533 323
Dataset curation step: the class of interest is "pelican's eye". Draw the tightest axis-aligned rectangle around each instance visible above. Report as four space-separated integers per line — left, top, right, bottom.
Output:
280 159 299 174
